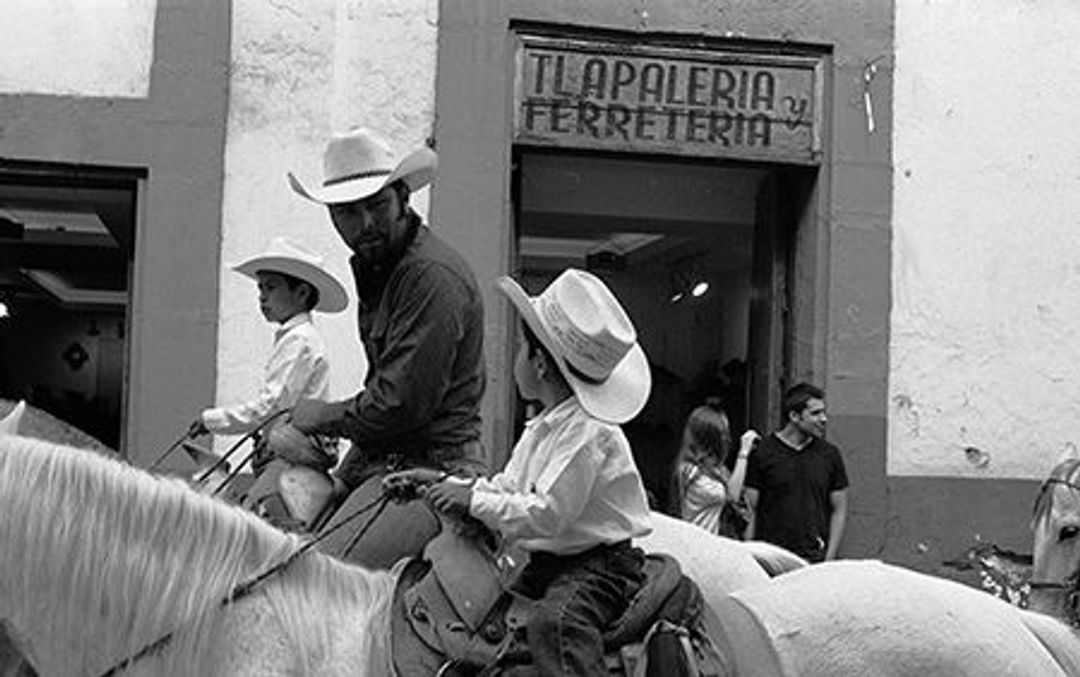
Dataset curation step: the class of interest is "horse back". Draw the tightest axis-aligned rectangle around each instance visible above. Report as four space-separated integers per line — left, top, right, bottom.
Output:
720 560 1077 676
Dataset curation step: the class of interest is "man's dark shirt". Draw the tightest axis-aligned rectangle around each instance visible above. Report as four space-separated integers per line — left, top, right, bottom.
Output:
307 220 485 490
744 433 848 562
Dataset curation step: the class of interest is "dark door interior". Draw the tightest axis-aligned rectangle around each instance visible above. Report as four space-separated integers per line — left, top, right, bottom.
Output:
0 160 141 449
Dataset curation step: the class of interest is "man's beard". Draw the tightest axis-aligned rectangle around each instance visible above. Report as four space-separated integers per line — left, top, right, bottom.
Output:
351 234 389 266
349 213 419 310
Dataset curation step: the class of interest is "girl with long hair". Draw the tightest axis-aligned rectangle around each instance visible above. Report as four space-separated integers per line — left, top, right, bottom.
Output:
674 404 758 538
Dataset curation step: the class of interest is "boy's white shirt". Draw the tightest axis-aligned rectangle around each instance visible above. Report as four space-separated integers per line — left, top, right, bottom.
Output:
469 396 652 555
202 312 331 434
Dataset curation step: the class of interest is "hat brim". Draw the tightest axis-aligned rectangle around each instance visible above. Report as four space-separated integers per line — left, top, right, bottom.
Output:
233 256 349 314
288 146 437 205
497 276 651 424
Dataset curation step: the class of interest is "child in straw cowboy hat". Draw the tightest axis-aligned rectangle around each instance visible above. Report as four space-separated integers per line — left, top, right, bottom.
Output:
387 268 654 676
192 237 348 462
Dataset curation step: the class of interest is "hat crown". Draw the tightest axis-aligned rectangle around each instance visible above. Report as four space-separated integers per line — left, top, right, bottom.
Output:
538 269 636 382
322 128 395 188
289 127 437 205
258 237 327 270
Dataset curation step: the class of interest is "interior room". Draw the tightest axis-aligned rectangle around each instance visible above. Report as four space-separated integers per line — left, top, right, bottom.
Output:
0 166 136 449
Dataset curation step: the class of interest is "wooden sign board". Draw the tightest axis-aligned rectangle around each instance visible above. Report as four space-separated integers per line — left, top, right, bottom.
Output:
514 34 824 164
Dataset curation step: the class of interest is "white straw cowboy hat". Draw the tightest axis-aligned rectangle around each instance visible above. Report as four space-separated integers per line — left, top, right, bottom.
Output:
232 237 349 314
287 127 437 205
497 269 651 424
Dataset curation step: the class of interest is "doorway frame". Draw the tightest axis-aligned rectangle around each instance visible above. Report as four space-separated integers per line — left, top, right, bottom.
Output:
433 15 834 467
0 158 146 454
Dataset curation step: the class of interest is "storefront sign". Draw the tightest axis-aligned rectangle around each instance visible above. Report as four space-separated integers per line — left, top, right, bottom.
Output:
514 34 823 164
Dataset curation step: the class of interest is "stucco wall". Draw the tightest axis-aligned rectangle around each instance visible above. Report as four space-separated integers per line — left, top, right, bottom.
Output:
216 0 438 448
891 3 1080 480
0 1 231 464
0 0 156 98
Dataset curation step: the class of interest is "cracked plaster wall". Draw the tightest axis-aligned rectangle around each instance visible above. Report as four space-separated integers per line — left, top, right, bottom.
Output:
214 0 438 448
891 2 1080 480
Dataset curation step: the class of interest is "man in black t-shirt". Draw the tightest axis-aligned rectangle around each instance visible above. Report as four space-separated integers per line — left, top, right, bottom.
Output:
744 383 849 562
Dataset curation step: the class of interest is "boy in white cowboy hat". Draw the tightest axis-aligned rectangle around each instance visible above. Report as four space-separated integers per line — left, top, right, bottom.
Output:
193 236 348 446
387 268 654 676
281 127 487 567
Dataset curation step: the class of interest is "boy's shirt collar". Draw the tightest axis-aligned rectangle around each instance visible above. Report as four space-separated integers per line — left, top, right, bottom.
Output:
275 312 312 342
525 395 579 434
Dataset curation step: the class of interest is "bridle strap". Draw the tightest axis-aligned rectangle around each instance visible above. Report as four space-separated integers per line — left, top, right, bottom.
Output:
1029 575 1080 627
1042 477 1080 493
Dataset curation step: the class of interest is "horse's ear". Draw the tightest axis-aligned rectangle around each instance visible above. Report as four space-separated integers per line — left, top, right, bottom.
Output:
1057 442 1080 465
0 400 26 435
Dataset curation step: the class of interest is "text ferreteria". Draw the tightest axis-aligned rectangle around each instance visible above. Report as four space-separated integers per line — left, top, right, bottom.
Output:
519 51 814 150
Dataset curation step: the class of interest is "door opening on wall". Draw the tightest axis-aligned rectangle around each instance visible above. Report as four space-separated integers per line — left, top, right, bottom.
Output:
0 161 141 450
513 148 811 514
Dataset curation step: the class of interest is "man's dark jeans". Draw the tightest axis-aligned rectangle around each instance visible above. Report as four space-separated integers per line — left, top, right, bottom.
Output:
514 540 645 676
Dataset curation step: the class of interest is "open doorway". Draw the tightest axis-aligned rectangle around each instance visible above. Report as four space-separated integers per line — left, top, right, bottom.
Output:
513 148 811 513
0 161 141 450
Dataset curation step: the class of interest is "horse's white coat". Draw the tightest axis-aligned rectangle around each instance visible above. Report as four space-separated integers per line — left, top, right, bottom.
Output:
638 512 799 611
0 434 394 676
723 560 1080 676
1030 451 1080 624
3 434 1079 676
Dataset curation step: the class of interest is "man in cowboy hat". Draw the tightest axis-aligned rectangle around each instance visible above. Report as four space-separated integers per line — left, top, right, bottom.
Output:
283 127 487 568
387 268 653 676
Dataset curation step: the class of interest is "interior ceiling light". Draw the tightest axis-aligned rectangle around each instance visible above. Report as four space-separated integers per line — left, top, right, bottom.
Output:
0 301 8 319
668 258 710 304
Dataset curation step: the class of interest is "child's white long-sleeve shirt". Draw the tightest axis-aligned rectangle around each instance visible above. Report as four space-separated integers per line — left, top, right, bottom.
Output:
470 397 652 556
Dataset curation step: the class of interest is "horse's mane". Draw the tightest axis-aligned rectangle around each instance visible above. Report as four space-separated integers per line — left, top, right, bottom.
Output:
0 435 394 676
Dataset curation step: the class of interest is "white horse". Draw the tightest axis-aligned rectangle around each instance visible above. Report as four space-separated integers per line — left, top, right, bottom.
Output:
1030 445 1080 627
0 434 393 676
0 434 795 676
3 433 1080 676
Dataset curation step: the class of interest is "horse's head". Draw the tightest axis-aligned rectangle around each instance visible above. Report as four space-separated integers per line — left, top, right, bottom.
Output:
1030 446 1080 623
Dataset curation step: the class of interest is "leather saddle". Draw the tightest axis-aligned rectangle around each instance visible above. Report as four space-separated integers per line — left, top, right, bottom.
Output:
184 425 336 531
244 424 337 530
390 517 689 676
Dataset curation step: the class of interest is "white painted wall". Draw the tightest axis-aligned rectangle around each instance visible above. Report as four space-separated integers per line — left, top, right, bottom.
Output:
215 0 437 449
0 0 156 98
891 2 1080 478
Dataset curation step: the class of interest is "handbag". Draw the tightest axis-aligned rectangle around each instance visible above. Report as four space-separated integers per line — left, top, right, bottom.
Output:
717 499 750 540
